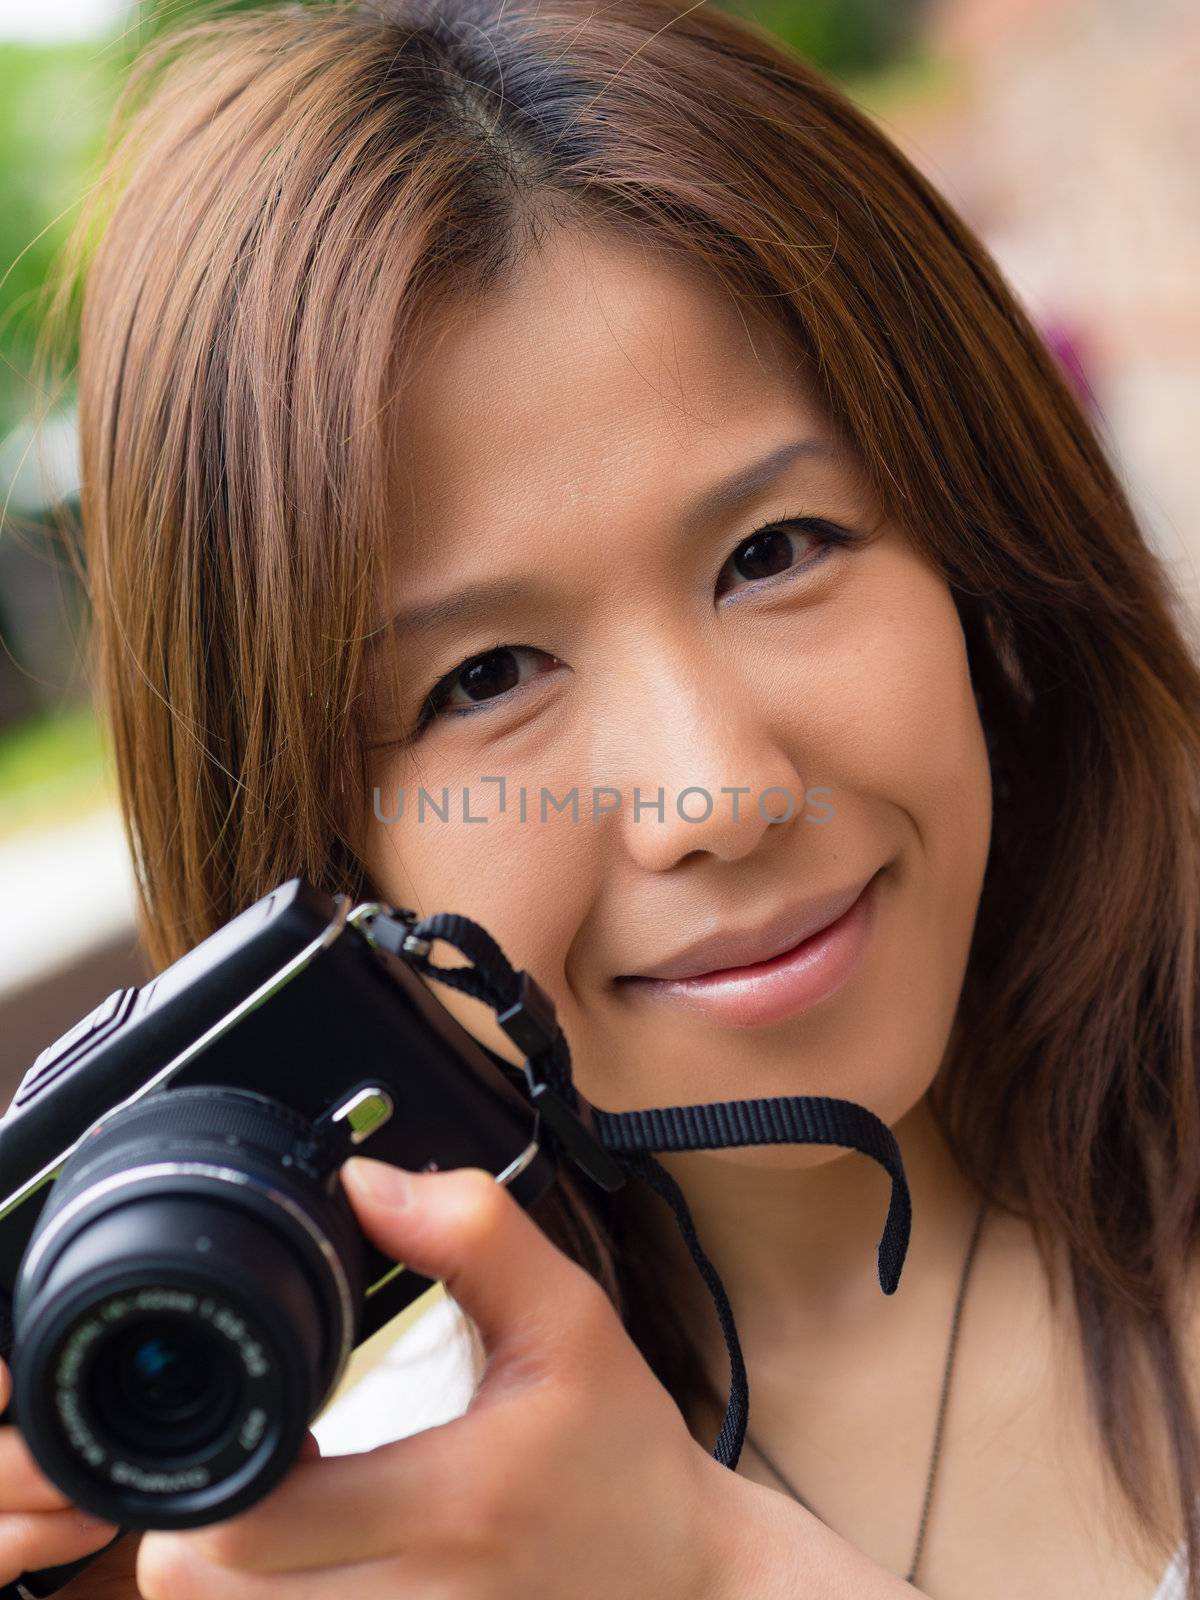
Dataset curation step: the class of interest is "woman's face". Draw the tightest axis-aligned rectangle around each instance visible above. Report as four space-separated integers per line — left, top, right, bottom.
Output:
362 226 992 1160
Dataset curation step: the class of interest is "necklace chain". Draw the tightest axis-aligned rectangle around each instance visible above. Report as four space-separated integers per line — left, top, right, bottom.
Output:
743 1194 989 1588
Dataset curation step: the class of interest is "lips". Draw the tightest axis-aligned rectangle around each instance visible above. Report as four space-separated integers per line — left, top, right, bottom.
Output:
617 870 880 983
616 871 881 1029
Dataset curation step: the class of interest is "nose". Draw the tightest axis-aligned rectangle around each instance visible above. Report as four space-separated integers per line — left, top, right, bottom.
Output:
595 653 810 872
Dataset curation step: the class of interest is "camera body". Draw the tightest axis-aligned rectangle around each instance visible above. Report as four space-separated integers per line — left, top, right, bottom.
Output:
0 877 557 1548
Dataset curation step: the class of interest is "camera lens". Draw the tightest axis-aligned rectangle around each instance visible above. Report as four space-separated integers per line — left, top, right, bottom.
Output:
91 1316 242 1458
25 1208 306 1521
12 1089 366 1529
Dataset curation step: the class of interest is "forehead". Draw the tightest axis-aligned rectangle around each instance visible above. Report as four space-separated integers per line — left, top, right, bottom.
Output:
385 227 839 566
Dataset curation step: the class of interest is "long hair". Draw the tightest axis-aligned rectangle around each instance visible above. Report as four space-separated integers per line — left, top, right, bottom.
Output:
31 0 1200 1582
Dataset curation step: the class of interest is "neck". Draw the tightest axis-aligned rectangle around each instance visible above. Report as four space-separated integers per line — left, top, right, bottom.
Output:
634 1090 987 1375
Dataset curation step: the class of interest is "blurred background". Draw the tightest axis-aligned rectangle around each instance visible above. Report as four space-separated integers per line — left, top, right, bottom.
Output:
1 0 1197 1108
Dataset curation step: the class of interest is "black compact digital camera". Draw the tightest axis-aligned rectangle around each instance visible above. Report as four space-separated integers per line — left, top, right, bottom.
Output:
0 876 598 1596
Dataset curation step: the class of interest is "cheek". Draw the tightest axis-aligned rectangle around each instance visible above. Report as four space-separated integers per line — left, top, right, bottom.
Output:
807 554 992 1097
876 590 991 1023
794 539 993 880
361 771 601 1057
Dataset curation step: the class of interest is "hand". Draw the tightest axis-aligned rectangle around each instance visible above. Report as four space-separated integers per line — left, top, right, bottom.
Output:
0 1356 122 1587
134 1158 751 1600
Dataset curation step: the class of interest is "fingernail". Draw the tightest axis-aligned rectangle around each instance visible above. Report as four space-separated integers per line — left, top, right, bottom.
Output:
75 1511 117 1534
343 1157 413 1207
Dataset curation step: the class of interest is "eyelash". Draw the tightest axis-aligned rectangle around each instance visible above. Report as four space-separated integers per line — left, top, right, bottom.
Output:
403 515 858 740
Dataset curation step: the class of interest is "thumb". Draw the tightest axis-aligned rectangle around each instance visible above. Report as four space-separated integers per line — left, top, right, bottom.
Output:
339 1157 594 1359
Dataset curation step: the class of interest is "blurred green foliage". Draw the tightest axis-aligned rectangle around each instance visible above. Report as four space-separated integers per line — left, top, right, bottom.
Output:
0 1 290 444
728 0 928 78
0 702 111 835
0 40 114 442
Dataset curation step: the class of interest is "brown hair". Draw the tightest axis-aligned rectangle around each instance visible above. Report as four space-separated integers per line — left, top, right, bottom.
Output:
31 0 1200 1582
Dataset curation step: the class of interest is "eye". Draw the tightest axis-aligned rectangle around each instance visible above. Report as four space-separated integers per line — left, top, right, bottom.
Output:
390 514 859 745
411 644 563 736
715 515 857 601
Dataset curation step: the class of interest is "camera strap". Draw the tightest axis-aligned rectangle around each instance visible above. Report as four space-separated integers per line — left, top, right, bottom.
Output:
370 909 912 1474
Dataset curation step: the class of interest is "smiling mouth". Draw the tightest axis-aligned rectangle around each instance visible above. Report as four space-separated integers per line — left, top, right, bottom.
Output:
613 871 881 1029
616 869 879 985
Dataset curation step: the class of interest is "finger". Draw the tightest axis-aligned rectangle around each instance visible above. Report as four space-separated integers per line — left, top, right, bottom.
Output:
0 1429 75 1512
0 1506 121 1579
138 1539 397 1600
339 1158 601 1360
297 1430 321 1463
0 1358 72 1511
139 1422 476 1575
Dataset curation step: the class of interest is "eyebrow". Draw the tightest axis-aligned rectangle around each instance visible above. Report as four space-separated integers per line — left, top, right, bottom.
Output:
377 435 843 642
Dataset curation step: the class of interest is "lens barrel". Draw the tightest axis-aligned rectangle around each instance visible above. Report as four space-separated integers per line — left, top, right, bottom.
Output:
12 1088 366 1528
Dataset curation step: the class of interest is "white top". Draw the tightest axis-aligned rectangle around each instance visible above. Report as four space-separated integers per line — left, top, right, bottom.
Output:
311 1284 483 1455
1152 1542 1188 1600
312 1290 1191 1599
